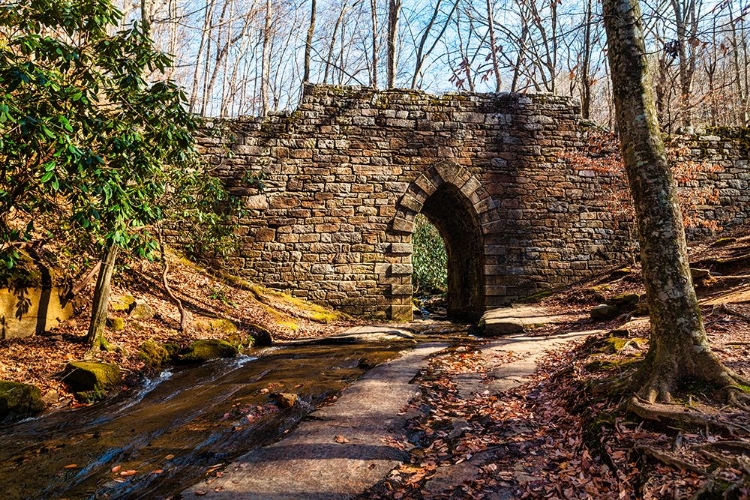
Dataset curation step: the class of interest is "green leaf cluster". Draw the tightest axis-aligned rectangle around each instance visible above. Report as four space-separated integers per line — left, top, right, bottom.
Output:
0 0 197 268
412 214 447 294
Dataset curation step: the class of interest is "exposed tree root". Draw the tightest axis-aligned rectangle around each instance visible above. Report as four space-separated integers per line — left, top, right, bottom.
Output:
628 397 750 436
634 444 706 474
719 304 750 322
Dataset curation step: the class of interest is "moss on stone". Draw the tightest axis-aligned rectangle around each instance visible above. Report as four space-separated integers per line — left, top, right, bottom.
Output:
0 381 44 420
62 361 121 401
110 295 135 312
106 317 125 331
178 339 238 363
138 339 172 367
194 317 238 334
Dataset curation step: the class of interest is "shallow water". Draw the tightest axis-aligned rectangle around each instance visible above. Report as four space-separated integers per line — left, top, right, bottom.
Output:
0 342 414 500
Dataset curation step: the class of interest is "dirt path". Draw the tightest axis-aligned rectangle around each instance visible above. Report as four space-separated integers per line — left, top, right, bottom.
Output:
182 312 597 499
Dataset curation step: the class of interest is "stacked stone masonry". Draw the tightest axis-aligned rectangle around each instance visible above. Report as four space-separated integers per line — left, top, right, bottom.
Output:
198 85 750 321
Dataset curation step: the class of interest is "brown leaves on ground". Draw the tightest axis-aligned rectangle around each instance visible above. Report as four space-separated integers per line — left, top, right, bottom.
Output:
360 233 750 500
0 250 353 408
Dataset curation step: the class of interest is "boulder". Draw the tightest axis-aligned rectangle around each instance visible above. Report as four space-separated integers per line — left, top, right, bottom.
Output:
178 339 238 363
62 361 121 402
0 381 45 421
476 318 525 337
590 304 619 321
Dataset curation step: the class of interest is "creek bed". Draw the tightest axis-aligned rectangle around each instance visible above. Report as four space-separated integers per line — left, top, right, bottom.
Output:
0 341 420 499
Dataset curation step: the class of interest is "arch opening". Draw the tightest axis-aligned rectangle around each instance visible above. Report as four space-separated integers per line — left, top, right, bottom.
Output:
419 183 485 321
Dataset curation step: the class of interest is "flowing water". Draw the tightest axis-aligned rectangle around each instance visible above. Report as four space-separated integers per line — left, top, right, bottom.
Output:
0 341 423 500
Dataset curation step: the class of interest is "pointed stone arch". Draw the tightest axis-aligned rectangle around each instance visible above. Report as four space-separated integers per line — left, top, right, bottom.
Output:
389 161 494 321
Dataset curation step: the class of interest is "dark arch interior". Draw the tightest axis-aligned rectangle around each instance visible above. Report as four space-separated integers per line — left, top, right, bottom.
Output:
420 184 485 321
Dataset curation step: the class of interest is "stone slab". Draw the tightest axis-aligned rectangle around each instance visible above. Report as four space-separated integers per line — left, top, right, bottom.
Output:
182 343 446 500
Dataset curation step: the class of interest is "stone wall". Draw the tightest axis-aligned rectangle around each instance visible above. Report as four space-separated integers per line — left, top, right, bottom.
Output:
199 85 635 321
197 85 749 321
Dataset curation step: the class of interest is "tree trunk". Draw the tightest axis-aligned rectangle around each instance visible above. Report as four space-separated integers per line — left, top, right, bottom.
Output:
386 0 401 88
261 0 272 116
602 0 748 404
580 0 593 119
370 0 379 88
158 232 189 333
304 0 317 83
485 0 501 92
86 244 118 352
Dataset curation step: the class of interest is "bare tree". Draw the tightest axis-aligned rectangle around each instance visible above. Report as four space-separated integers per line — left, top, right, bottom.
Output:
602 0 750 405
387 0 401 88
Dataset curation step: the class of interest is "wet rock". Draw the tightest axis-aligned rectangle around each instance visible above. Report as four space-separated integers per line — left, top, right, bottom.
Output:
178 339 238 363
129 300 154 320
0 381 45 421
248 324 273 347
106 317 125 331
590 304 619 321
62 361 121 402
272 392 298 408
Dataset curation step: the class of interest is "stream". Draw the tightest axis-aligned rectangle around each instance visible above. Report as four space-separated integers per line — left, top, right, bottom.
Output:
0 337 441 500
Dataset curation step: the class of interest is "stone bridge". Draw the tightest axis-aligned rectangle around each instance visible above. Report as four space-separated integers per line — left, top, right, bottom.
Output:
198 85 749 321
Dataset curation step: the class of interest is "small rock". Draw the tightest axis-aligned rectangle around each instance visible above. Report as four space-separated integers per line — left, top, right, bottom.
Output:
106 317 125 331
590 304 619 321
110 295 136 312
41 389 59 405
476 319 524 337
609 328 630 338
129 301 154 320
606 293 640 307
272 392 298 408
690 268 711 280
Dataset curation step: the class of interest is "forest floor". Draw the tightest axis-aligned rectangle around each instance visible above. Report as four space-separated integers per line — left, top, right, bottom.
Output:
1 230 750 498
359 230 750 500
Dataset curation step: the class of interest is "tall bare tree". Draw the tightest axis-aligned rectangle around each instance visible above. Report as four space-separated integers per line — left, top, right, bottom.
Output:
602 0 749 405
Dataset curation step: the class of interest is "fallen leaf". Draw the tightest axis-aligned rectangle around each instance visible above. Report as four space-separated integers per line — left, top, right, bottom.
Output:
165 454 175 460
334 435 349 444
120 470 137 477
63 464 78 469
111 465 121 473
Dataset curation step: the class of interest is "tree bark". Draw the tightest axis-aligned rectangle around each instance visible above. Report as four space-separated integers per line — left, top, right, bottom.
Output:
370 0 379 88
304 0 317 83
86 244 118 352
602 0 748 404
485 0 501 92
261 0 272 116
386 0 401 88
